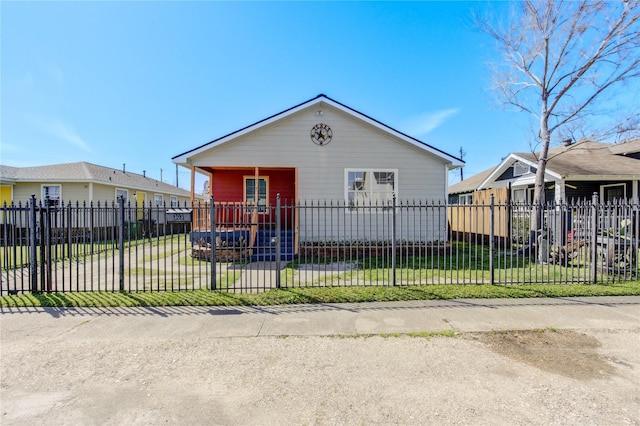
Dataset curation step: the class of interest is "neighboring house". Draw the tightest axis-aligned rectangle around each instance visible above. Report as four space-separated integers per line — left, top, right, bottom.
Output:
449 139 640 204
0 161 193 208
172 94 463 249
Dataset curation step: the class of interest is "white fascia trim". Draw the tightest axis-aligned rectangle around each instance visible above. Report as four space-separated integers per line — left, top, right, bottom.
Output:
172 96 464 168
564 175 640 181
510 175 538 186
478 154 525 189
478 154 562 189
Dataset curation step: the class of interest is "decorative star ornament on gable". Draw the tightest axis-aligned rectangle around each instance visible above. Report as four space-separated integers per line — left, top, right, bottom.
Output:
310 123 332 146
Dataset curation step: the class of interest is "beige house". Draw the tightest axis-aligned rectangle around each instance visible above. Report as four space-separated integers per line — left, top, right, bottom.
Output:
0 162 193 207
172 94 463 247
173 94 463 205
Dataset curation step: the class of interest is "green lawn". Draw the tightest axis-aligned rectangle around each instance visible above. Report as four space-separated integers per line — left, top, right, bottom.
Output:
3 238 638 308
2 281 639 309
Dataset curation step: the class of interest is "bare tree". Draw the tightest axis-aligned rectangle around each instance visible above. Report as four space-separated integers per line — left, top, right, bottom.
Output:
478 0 640 218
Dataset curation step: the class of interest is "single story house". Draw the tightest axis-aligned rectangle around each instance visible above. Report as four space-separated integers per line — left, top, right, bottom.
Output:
172 94 463 254
0 161 194 208
448 139 640 247
449 139 640 205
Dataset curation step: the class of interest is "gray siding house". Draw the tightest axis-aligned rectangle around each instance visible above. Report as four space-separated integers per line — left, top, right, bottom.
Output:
449 139 640 204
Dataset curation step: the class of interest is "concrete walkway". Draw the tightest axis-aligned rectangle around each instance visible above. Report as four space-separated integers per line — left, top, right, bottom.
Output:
2 296 639 340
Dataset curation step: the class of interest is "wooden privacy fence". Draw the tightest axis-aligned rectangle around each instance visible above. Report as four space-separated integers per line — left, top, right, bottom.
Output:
448 188 511 244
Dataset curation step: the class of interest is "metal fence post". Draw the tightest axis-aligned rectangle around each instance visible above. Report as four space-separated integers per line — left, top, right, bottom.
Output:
633 198 639 281
275 194 282 289
392 193 397 286
118 196 125 291
489 194 495 285
590 192 599 283
210 195 216 291
43 198 51 292
28 194 38 292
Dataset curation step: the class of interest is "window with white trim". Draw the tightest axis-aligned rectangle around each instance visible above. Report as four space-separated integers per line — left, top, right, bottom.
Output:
154 194 164 207
512 188 527 203
458 194 473 205
601 183 626 202
170 196 178 207
346 169 396 209
244 177 268 213
42 185 61 206
115 188 129 203
513 161 530 177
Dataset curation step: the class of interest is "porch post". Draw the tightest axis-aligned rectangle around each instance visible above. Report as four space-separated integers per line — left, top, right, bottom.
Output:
249 167 260 250
254 167 259 206
190 166 196 202
555 180 565 205
254 166 260 218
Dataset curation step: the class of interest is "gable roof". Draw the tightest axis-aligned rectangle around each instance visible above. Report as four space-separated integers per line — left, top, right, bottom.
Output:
448 166 497 195
607 139 640 156
172 94 464 168
450 139 640 194
0 162 191 197
514 140 640 178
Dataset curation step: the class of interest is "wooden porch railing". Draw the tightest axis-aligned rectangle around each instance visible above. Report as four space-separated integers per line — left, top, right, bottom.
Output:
192 202 260 248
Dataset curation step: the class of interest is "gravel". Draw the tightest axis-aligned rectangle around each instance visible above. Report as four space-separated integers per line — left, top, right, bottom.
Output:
2 328 639 425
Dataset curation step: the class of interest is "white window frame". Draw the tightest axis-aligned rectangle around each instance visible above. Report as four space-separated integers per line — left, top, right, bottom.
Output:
512 188 527 204
458 194 473 205
41 184 61 207
115 188 129 203
170 196 178 207
244 176 269 214
345 169 397 211
601 183 626 202
154 194 164 207
513 161 530 177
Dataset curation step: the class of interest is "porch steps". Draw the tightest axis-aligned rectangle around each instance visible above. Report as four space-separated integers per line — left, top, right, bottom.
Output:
190 229 295 262
251 229 296 262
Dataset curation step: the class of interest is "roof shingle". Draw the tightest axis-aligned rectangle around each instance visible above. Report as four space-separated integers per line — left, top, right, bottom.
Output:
0 162 191 196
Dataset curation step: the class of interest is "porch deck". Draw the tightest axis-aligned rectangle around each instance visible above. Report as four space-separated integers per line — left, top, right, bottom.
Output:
191 228 295 262
191 202 295 261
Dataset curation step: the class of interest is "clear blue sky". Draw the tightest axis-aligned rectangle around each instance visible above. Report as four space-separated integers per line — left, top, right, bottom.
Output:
2 1 532 190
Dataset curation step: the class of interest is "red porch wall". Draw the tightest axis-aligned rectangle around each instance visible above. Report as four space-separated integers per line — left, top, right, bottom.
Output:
212 169 295 203
212 169 249 202
268 170 296 205
211 168 295 227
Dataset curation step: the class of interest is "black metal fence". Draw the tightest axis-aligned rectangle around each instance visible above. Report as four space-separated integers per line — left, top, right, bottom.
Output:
1 194 638 295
